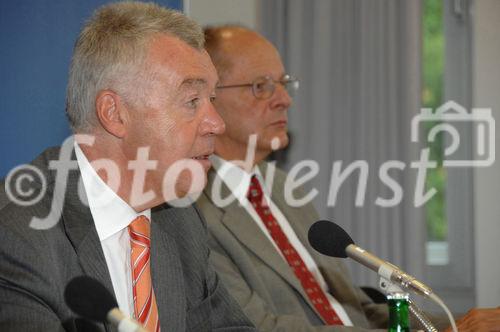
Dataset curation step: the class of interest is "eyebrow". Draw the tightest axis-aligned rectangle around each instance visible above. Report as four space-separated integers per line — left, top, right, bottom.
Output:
179 78 208 89
175 78 219 99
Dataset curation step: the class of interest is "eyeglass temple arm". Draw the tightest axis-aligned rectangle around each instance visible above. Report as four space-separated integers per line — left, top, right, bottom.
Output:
216 83 254 89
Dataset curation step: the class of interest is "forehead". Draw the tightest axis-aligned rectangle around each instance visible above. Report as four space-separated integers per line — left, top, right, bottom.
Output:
226 36 285 81
146 34 218 88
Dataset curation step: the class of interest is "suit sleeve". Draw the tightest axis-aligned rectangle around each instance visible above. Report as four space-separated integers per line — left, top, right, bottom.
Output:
0 282 66 332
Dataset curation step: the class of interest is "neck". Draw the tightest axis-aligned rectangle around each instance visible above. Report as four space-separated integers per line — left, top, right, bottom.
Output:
76 134 158 212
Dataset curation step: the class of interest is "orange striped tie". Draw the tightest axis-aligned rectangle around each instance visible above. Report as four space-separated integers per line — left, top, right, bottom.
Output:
129 215 160 332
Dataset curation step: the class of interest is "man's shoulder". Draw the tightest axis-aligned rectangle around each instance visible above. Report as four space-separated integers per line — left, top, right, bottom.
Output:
1 146 63 221
0 145 86 262
1 145 63 201
0 150 75 297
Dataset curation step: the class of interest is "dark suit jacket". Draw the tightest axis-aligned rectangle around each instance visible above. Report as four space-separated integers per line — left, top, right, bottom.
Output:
196 162 389 331
0 146 255 331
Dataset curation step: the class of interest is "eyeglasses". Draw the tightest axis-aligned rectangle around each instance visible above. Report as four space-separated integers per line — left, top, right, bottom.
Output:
216 74 299 100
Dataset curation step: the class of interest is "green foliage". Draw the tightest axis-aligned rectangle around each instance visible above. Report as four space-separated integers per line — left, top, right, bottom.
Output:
423 0 444 109
422 0 447 241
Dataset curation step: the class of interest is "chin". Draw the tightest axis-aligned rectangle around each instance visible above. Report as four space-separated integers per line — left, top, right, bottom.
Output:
263 133 289 151
279 135 290 148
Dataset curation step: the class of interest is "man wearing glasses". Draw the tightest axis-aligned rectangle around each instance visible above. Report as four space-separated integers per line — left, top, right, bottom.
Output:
197 25 389 331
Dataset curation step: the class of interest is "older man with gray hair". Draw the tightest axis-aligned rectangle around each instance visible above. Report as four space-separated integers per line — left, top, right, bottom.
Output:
0 3 255 331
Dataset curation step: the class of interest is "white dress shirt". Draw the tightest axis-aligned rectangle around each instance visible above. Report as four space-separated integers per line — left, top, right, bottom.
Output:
75 143 151 317
211 155 353 326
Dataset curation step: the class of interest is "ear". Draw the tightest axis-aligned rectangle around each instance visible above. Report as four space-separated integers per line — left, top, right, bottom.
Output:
95 90 127 138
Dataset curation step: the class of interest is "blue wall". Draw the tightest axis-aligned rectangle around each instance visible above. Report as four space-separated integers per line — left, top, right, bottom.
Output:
0 0 183 177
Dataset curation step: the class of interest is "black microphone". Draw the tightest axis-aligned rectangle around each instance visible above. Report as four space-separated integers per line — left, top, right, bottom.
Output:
64 276 148 332
308 220 433 297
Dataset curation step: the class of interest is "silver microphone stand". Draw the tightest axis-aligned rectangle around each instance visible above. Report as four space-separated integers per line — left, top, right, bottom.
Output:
378 276 438 332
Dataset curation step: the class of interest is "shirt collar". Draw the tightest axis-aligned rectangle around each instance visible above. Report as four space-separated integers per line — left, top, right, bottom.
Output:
210 155 267 203
74 143 151 241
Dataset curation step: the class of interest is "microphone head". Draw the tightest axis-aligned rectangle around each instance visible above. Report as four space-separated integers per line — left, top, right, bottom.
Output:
64 276 118 322
308 220 355 257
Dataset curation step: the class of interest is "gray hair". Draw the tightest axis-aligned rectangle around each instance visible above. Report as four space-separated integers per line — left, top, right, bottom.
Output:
66 1 204 132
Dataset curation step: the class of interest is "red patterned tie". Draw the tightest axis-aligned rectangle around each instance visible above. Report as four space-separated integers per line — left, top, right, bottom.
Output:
129 215 160 332
247 175 343 325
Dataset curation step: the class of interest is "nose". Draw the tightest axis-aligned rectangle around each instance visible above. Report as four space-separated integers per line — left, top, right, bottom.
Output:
200 101 225 136
269 83 292 110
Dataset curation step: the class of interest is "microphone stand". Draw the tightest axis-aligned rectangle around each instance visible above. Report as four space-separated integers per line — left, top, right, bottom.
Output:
378 276 438 332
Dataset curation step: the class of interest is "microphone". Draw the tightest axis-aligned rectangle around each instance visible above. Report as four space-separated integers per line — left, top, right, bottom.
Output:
64 276 148 332
308 220 433 297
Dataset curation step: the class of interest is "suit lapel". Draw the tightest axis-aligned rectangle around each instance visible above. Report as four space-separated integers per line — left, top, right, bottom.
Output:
222 202 306 293
60 151 115 295
150 206 186 331
204 168 305 298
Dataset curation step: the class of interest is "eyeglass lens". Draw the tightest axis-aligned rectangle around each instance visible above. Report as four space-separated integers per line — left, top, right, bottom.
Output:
252 76 299 99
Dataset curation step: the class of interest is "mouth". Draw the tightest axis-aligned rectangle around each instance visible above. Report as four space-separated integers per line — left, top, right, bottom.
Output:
191 155 210 160
270 120 288 127
191 153 213 170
